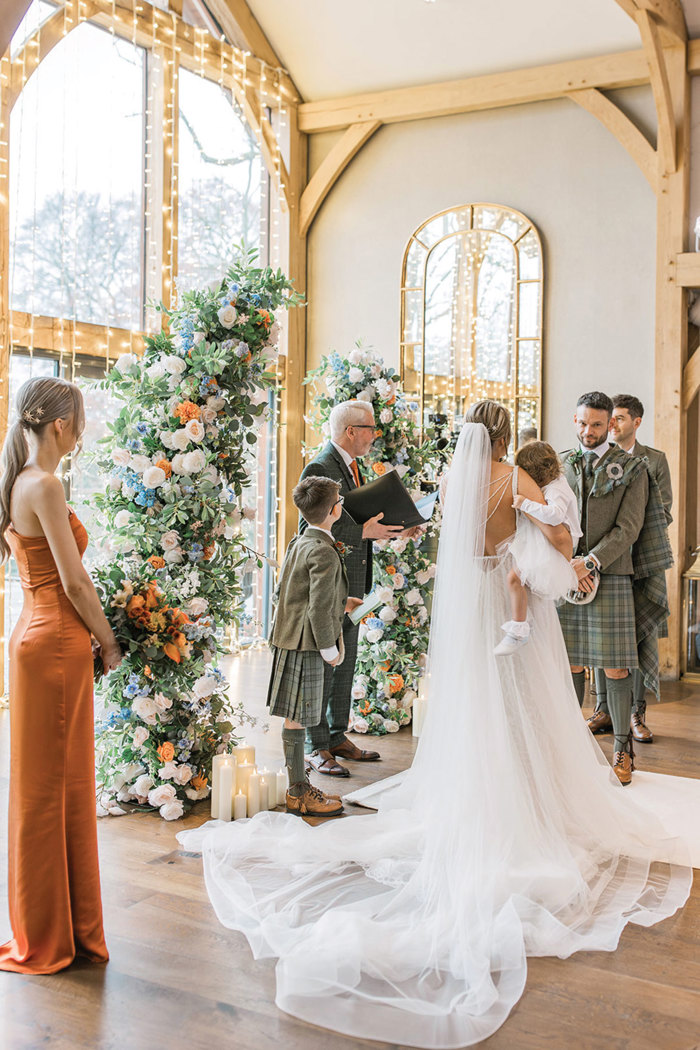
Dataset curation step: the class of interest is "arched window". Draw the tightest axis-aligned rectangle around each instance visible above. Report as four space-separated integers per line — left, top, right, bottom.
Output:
400 203 543 445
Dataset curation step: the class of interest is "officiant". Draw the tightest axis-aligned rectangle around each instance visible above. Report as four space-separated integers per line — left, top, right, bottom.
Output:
299 400 408 776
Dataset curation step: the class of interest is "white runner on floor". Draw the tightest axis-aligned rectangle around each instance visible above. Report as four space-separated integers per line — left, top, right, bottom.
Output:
345 770 700 867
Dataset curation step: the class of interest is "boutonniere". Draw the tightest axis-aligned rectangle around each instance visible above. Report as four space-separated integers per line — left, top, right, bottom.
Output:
567 449 584 466
334 540 351 563
606 462 624 481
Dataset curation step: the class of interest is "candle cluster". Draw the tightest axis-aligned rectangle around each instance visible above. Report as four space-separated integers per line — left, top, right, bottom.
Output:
211 744 288 820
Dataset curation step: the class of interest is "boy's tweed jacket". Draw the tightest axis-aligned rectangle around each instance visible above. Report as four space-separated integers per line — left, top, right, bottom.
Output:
629 440 673 524
270 529 348 652
560 444 672 694
299 442 373 598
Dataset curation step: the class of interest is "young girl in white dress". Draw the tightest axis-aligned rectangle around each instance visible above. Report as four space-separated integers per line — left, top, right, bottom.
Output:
495 440 581 655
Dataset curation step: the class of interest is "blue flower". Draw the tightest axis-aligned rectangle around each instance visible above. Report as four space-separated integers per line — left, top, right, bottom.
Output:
123 683 139 699
188 543 204 563
366 617 384 631
136 422 149 436
126 438 140 450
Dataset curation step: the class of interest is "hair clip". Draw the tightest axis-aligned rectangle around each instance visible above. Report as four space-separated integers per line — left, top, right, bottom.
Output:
21 407 45 425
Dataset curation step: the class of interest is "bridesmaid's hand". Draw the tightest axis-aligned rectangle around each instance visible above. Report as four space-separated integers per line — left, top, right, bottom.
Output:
100 643 124 674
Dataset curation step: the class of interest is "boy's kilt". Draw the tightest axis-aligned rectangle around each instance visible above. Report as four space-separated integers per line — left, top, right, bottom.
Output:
557 573 638 668
266 646 327 726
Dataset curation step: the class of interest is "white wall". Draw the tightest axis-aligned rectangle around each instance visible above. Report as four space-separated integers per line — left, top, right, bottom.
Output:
306 92 657 452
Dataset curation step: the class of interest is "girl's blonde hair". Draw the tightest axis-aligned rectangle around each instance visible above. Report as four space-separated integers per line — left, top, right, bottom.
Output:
464 400 512 450
0 376 85 562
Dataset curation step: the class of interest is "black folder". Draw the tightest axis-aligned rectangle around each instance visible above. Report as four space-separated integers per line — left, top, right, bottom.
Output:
343 471 438 528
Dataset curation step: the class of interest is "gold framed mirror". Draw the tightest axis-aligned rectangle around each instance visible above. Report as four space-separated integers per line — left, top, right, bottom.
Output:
400 203 543 448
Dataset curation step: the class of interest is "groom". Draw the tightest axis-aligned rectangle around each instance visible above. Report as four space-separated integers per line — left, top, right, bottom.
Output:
557 391 671 785
299 400 406 777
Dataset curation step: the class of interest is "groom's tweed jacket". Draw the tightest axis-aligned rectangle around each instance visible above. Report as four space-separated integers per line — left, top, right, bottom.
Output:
299 442 373 598
629 440 673 524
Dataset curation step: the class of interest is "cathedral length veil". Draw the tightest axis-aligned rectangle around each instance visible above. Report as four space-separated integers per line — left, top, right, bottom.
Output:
178 422 692 1049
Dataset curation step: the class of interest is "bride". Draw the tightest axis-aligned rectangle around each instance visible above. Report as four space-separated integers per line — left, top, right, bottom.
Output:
179 400 692 1048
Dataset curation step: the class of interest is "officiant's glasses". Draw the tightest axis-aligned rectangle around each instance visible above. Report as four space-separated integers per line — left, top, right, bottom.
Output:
333 495 345 508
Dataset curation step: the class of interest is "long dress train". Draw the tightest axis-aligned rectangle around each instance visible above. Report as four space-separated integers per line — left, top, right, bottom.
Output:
179 425 691 1048
0 513 108 974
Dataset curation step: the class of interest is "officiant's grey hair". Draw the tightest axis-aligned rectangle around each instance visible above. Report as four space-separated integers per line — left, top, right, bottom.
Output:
329 400 375 439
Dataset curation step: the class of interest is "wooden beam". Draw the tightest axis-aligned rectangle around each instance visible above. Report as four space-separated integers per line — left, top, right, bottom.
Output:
615 0 687 45
689 38 700 73
674 252 700 287
299 120 381 237
198 0 298 101
298 49 651 133
638 8 678 172
566 87 656 190
683 345 700 409
0 51 11 695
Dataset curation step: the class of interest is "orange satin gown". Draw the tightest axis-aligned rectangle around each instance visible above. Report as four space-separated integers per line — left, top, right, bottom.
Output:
0 512 108 973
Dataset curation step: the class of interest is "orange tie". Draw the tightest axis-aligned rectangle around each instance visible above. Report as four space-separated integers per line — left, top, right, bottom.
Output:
350 460 361 487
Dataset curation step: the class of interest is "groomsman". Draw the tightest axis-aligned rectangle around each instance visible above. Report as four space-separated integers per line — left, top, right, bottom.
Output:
589 394 672 744
557 391 671 785
298 400 403 777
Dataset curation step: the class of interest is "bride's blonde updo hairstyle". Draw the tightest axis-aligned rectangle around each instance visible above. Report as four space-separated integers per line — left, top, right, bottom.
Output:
0 376 85 561
464 399 512 450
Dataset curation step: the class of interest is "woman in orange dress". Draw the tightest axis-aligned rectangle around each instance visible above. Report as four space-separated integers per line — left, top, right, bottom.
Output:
0 376 122 974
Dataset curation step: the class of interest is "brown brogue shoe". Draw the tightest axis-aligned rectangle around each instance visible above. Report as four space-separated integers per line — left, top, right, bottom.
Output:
286 782 344 817
586 709 612 734
631 712 653 743
612 750 633 786
306 750 350 777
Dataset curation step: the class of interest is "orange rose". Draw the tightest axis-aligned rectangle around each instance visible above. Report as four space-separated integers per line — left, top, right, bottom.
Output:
387 395 396 405
203 545 215 561
374 429 382 439
372 462 387 476
144 665 153 678
148 555 165 569
163 642 181 663
144 589 159 611
256 309 272 329
191 774 208 791
386 565 397 576
360 702 371 715
157 741 175 763
126 595 146 618
173 400 201 423
388 674 404 695
155 458 172 479
171 608 190 627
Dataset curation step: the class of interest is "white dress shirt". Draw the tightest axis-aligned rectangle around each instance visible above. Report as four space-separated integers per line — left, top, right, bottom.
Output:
579 438 610 462
307 525 340 662
331 440 357 483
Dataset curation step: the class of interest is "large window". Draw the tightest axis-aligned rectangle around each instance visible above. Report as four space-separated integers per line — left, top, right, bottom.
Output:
400 204 543 446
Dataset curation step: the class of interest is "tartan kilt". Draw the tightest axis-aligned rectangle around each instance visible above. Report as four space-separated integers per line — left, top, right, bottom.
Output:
557 573 638 668
266 646 326 726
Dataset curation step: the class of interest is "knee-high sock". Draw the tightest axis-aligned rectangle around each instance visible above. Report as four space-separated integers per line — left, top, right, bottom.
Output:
593 667 609 714
606 674 633 753
571 670 586 708
281 727 306 794
631 668 646 717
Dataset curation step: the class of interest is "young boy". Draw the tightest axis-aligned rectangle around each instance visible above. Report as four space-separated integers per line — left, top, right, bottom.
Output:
267 476 362 816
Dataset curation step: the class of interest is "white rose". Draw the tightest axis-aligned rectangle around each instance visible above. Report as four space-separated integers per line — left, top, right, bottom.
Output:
391 538 408 555
153 691 173 712
366 628 383 643
161 530 180 550
171 428 190 451
182 450 206 474
348 366 364 384
392 573 405 589
207 396 226 411
402 689 417 707
159 430 175 450
111 448 131 467
163 355 186 375
132 774 153 797
375 586 394 604
383 719 400 733
375 378 394 399
351 683 367 700
148 784 177 807
173 763 193 785
147 361 167 381
185 419 205 443
114 353 138 374
405 588 422 606
352 717 369 733
201 406 217 425
114 510 130 529
223 525 237 540
187 597 209 617
379 408 393 424
171 453 188 475
159 761 178 781
193 330 206 345
357 386 375 402
132 727 149 748
130 454 151 474
132 696 159 724
347 349 363 365
165 548 184 565
193 675 218 699
185 785 209 801
143 466 167 489
160 800 185 821
108 476 122 491
417 606 429 624
218 305 237 328
379 606 397 623
415 569 431 585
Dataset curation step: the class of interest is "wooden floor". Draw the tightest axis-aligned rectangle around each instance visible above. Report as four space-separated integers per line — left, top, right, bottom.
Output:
1 653 700 1050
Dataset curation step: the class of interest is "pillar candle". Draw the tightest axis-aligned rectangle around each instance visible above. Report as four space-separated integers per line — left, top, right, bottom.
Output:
210 753 232 819
218 760 234 821
412 692 428 738
275 767 288 806
233 791 247 820
236 761 254 796
247 771 262 817
235 743 256 766
259 773 270 812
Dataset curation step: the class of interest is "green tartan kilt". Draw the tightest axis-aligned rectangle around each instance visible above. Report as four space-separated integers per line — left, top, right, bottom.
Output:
557 573 638 668
266 646 326 726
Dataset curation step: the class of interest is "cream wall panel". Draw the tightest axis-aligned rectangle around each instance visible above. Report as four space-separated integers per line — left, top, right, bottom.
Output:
306 96 656 453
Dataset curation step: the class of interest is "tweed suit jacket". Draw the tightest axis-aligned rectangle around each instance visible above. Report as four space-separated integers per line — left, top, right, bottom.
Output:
560 444 649 575
270 529 348 652
299 442 373 598
629 440 672 525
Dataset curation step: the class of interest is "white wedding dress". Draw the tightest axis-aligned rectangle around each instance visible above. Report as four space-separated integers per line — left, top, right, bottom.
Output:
179 423 692 1048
